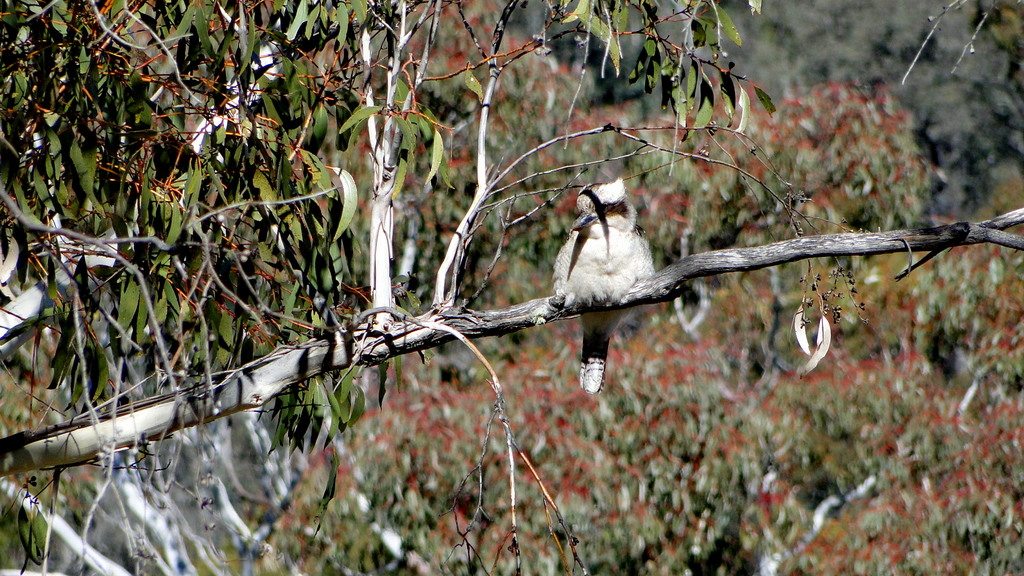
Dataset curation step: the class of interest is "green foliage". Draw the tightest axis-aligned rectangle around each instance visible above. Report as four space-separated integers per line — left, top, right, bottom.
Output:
17 502 47 565
613 0 770 128
2 0 1023 573
0 0 376 425
1 0 775 413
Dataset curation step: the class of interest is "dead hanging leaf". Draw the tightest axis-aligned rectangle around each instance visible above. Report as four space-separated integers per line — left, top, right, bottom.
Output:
794 306 811 355
793 305 832 376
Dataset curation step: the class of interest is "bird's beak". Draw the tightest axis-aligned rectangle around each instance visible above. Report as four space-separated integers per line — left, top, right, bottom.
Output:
571 213 597 231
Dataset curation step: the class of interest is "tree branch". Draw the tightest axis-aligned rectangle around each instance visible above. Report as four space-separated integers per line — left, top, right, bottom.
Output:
0 336 351 476
2 211 1021 476
359 212 1024 364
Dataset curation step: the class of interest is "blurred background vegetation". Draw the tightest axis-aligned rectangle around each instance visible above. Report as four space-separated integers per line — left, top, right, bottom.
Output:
1 0 1023 574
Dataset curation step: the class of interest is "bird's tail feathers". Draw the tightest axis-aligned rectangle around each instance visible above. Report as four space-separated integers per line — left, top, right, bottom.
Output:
579 335 611 394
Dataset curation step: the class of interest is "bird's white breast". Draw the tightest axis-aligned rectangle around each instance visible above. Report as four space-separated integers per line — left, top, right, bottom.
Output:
556 224 652 306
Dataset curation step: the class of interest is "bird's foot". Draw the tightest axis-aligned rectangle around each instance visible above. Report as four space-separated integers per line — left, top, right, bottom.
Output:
550 292 567 308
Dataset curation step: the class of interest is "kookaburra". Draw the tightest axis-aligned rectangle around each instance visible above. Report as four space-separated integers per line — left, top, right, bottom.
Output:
553 179 654 394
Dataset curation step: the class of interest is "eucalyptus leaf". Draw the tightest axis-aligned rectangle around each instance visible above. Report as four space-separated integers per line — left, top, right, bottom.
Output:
18 505 46 565
351 0 367 23
118 281 141 331
694 94 714 128
68 139 97 203
286 0 308 41
720 70 737 121
338 105 380 136
310 104 329 152
755 86 777 115
313 451 340 534
737 84 751 133
377 360 389 407
716 4 743 47
426 128 444 184
464 71 483 102
252 169 277 201
335 170 358 239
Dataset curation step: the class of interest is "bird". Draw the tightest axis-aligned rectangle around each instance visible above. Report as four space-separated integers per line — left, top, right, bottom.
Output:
553 178 654 394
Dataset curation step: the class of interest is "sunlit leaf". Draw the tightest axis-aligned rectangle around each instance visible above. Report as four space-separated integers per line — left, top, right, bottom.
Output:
393 150 410 198
377 360 389 407
347 384 366 424
338 105 380 137
50 313 74 391
393 355 404 391
309 104 329 153
694 73 714 127
118 281 141 330
607 30 621 73
192 2 212 52
306 4 322 40
716 4 742 47
395 117 417 153
336 368 356 416
755 86 776 115
737 84 751 133
252 169 276 202
299 149 333 193
563 0 589 23
464 71 483 102
9 71 28 109
324 376 345 438
692 18 707 48
135 292 149 341
90 342 110 402
335 170 358 239
333 4 349 46
628 39 652 86
694 96 714 128
183 162 203 207
350 0 366 23
686 60 700 110
286 0 308 41
68 138 97 202
154 283 169 324
426 128 444 184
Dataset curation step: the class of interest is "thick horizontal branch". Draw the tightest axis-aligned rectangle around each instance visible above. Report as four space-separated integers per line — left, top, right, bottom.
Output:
355 210 1024 363
2 209 1021 476
0 337 351 477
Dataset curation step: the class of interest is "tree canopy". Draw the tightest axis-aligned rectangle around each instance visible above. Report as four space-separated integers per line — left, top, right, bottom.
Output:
1 0 1024 573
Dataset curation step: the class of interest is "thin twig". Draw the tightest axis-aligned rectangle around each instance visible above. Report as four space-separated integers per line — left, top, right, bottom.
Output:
951 10 988 75
518 449 590 575
902 1 969 85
